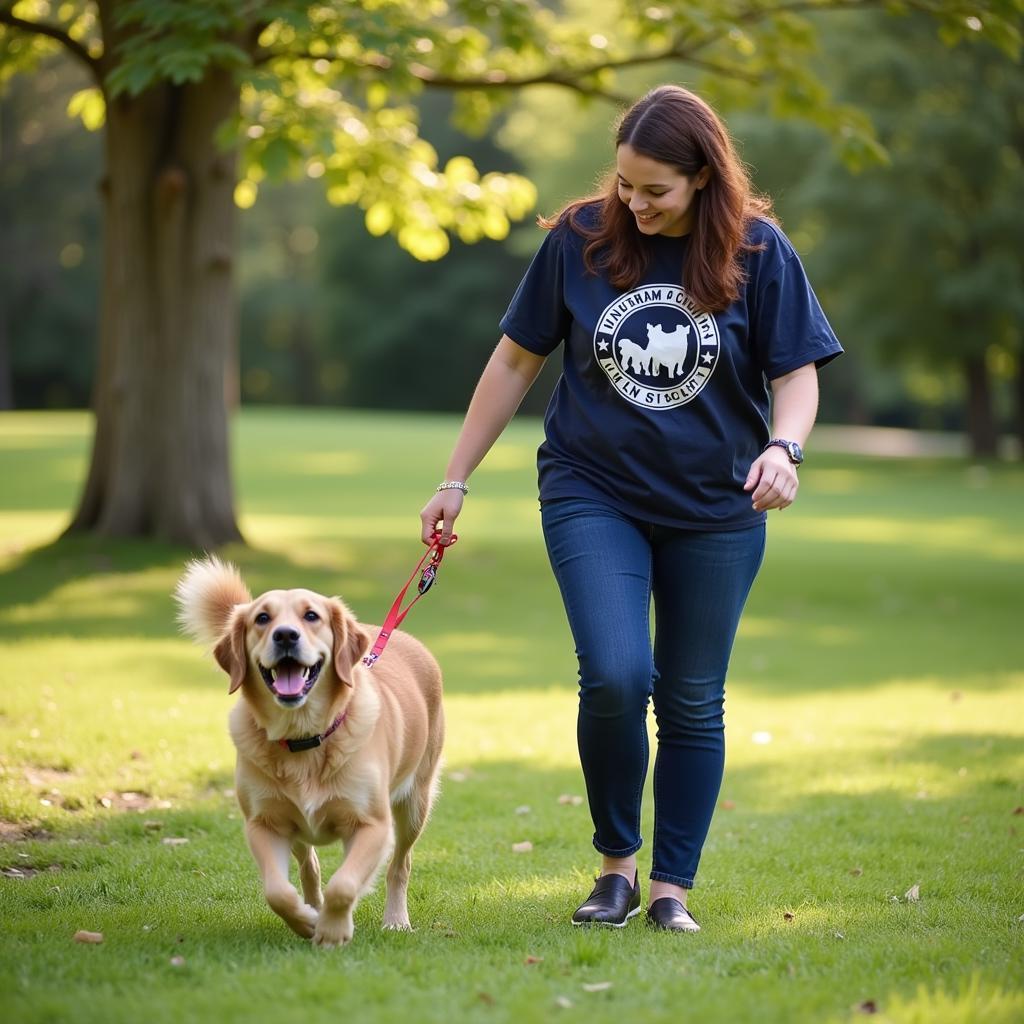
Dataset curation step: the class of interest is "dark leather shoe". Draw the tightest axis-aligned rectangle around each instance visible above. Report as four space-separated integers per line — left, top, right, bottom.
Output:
571 871 641 927
646 897 701 932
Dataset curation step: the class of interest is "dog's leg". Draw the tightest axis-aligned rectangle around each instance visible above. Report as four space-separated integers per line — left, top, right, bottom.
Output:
246 820 319 939
384 770 439 931
292 840 323 911
314 816 392 948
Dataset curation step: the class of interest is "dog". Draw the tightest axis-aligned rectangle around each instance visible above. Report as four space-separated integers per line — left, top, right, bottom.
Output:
174 556 444 947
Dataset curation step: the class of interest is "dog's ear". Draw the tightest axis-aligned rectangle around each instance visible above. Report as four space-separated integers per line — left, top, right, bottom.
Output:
329 599 373 687
213 609 249 694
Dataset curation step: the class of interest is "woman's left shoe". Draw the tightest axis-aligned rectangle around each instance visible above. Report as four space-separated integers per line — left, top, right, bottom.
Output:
645 897 701 933
571 871 641 927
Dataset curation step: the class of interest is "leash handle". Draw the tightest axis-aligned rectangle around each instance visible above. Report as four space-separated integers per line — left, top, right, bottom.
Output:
363 533 456 667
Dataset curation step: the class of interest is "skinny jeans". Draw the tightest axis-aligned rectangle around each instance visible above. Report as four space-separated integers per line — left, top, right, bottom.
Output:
540 497 765 887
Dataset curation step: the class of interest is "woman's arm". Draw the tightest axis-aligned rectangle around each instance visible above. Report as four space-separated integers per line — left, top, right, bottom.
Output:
743 362 820 512
420 335 548 544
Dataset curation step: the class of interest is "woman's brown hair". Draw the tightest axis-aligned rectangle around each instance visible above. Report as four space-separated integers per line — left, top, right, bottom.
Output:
540 85 774 312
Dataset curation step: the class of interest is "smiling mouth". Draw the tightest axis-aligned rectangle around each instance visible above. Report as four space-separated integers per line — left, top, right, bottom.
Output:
258 657 324 704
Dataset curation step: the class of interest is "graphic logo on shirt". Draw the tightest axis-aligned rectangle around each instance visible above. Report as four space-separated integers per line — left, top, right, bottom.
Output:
593 285 719 409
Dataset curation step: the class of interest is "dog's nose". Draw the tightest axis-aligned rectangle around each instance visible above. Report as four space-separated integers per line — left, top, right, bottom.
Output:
273 626 301 647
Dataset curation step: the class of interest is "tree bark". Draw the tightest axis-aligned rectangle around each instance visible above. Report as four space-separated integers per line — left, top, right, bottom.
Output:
962 352 999 459
1015 350 1024 460
67 68 243 547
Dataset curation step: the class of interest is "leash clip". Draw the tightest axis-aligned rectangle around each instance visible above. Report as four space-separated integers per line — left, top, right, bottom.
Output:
364 533 457 669
418 563 438 595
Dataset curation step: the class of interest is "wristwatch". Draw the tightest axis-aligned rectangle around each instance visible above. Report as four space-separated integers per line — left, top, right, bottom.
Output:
765 438 804 465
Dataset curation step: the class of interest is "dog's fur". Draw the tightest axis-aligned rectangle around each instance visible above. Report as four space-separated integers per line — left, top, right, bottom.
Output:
174 556 444 947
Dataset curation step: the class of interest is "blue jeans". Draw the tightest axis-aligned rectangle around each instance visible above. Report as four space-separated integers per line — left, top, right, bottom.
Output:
540 497 765 888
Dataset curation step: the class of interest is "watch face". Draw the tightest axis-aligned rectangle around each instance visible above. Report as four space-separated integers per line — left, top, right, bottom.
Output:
787 441 804 464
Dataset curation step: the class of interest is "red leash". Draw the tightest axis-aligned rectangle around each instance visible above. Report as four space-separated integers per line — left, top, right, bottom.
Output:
363 533 457 668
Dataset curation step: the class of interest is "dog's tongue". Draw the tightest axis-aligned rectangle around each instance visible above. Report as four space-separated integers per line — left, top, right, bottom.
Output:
274 663 305 696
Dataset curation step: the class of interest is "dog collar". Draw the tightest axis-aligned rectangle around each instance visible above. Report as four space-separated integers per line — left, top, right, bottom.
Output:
278 711 347 753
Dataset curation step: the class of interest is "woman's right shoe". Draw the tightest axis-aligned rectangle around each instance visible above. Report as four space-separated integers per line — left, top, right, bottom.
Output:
571 871 641 927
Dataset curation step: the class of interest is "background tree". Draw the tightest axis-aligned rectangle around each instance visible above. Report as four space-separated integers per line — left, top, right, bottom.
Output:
734 9 1024 457
1 1 1019 546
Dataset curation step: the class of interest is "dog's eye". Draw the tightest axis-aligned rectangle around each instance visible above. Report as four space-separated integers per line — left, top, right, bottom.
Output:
303 610 320 622
254 612 270 625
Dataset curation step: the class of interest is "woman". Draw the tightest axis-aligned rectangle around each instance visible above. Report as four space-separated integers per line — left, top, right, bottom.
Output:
420 84 842 932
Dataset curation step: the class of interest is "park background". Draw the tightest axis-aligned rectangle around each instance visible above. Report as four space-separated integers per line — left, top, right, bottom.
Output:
1 2 1022 1022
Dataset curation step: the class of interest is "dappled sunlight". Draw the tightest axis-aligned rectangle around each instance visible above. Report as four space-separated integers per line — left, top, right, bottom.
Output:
0 513 68 554
737 616 859 646
432 631 528 655
240 512 411 544
840 976 1024 1024
782 516 1024 561
798 467 866 494
0 411 90 437
473 443 536 473
444 690 579 770
279 451 369 475
457 497 544 540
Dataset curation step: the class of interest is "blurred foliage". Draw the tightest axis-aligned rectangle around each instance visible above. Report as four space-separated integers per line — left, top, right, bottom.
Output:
1 0 1021 428
238 91 562 414
733 9 1024 433
0 58 100 409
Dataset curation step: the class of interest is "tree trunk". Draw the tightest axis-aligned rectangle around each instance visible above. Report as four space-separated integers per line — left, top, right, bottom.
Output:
962 352 999 459
1015 350 1024 460
67 68 243 548
0 303 11 410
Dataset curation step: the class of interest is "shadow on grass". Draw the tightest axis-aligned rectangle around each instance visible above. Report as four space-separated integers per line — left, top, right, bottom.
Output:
2 530 1022 699
1 741 1020 1023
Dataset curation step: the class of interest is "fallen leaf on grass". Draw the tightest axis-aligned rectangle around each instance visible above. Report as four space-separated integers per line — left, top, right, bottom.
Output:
476 992 494 1006
169 956 185 967
582 982 612 992
557 794 583 806
162 837 189 847
855 1000 878 1014
1013 807 1024 816
904 884 920 902
73 930 103 944
783 911 795 922
720 800 736 810
849 867 863 876
524 955 543 965
512 841 533 853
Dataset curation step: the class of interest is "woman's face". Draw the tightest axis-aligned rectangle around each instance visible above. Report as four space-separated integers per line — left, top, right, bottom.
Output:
615 144 709 237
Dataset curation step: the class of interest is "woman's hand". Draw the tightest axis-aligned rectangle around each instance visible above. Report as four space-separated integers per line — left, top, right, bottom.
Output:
743 447 799 511
420 488 464 546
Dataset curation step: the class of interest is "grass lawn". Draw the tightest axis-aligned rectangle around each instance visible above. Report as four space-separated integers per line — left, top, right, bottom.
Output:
0 408 1022 1024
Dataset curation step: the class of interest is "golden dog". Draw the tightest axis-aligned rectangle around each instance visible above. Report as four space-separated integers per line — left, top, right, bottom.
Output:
174 556 444 947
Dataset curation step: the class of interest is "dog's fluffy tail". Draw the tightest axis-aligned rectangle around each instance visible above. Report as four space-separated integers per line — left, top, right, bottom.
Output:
174 555 251 646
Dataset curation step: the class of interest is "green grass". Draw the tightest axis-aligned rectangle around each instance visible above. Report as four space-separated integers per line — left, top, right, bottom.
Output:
1 408 1022 1024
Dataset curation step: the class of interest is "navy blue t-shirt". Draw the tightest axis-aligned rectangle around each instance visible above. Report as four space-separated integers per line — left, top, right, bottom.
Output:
499 209 843 530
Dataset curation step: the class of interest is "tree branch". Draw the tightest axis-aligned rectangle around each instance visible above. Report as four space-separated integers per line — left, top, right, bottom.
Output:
0 8 102 83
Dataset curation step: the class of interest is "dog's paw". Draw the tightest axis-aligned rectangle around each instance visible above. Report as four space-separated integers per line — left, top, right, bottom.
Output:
312 912 354 948
382 916 412 932
286 904 319 940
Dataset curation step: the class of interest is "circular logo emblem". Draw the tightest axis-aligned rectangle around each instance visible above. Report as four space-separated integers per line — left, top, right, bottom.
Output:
593 284 720 409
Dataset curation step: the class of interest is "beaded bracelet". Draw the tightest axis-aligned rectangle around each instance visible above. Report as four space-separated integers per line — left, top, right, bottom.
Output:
436 480 469 495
